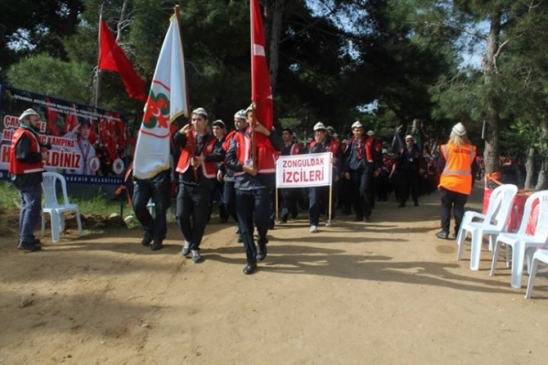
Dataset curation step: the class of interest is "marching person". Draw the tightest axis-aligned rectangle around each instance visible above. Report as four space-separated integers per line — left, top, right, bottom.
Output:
219 111 247 241
307 122 341 232
174 107 224 263
210 119 229 223
9 108 50 252
343 121 381 222
279 127 301 223
225 107 282 275
132 167 172 251
396 135 425 207
436 122 477 239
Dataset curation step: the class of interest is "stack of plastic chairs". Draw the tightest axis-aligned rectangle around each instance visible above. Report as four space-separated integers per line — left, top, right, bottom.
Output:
490 190 548 288
456 184 518 270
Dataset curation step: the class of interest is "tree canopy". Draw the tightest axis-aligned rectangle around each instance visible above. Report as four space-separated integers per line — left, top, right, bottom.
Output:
3 0 548 188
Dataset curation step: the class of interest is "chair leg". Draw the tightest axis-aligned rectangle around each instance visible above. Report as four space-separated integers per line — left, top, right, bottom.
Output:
41 212 46 237
456 229 468 261
505 243 511 268
510 243 525 289
489 239 503 276
525 257 539 299
51 212 60 243
470 230 483 271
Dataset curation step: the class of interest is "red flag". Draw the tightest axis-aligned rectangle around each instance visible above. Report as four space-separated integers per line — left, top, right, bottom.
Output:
251 0 273 146
98 19 147 102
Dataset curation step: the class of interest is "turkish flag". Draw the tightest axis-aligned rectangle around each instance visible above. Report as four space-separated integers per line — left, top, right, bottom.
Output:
98 19 147 103
251 0 273 146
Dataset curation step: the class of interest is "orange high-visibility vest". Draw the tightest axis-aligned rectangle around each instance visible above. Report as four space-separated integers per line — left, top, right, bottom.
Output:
439 143 476 195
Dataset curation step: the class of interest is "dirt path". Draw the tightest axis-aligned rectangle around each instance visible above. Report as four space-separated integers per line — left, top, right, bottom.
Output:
1 187 548 364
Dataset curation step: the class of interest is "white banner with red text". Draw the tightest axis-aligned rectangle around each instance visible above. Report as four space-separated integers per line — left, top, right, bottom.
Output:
275 152 332 188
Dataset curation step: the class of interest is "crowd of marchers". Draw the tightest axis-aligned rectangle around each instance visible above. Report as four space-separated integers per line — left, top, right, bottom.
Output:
9 107 477 276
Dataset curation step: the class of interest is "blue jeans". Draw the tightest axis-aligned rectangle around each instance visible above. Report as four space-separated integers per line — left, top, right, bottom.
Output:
235 187 269 264
132 170 171 243
18 184 42 244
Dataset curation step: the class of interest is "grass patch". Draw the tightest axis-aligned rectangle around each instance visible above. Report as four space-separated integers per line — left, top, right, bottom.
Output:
0 181 139 236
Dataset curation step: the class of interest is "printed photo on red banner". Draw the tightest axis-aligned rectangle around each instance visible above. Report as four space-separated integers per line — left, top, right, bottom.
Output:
0 84 128 185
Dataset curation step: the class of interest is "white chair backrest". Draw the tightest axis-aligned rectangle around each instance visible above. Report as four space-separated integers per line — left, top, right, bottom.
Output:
520 191 548 239
485 185 505 221
490 184 518 229
42 172 71 208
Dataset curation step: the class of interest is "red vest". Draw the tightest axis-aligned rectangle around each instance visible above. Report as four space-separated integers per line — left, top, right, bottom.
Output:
233 130 275 175
365 137 376 163
9 128 44 175
223 130 238 152
309 139 338 156
289 142 300 155
175 132 218 178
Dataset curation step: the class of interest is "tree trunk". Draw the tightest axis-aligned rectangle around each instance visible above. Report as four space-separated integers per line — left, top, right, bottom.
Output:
535 162 547 191
534 122 548 190
263 0 284 94
482 10 502 189
524 146 535 190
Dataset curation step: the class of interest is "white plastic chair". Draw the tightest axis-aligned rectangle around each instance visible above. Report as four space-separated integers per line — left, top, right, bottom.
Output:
525 249 548 299
41 172 83 242
456 184 518 271
490 190 548 288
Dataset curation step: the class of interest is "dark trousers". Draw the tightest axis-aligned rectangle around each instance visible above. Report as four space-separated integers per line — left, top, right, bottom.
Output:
308 186 334 226
18 184 42 244
350 170 373 219
176 183 212 251
222 180 238 223
439 188 468 235
235 187 269 264
265 174 276 229
280 188 299 221
400 170 420 206
376 170 390 201
215 180 229 222
132 170 171 244
337 176 352 213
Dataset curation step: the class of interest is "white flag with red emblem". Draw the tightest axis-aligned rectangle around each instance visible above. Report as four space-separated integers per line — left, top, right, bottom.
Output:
133 14 189 179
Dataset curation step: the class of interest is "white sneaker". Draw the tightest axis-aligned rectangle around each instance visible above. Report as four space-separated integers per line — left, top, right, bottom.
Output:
310 225 318 233
325 221 333 227
181 241 191 256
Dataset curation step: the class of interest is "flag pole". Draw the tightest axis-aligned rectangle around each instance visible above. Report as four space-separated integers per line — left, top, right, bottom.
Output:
174 5 198 182
93 2 105 108
174 5 190 118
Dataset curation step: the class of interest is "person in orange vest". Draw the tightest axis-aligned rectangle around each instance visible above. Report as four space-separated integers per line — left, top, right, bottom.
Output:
435 122 477 240
225 108 282 275
9 108 50 252
174 107 225 262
